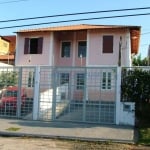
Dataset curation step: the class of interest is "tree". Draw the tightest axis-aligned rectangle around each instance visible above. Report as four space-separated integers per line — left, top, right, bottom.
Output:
0 71 18 89
132 55 149 66
121 68 150 104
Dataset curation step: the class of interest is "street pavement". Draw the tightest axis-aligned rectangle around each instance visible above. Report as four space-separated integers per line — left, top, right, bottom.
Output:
0 118 135 143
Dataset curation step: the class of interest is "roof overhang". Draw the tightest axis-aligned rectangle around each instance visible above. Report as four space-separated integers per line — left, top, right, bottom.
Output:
16 24 141 54
130 27 141 54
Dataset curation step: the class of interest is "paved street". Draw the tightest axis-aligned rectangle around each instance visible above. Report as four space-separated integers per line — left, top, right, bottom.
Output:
0 118 134 143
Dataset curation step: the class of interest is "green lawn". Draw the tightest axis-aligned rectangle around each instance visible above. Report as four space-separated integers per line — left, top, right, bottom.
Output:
136 103 150 145
139 128 150 145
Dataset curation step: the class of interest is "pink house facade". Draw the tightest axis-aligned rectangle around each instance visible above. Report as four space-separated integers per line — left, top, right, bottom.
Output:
15 24 140 67
14 24 141 124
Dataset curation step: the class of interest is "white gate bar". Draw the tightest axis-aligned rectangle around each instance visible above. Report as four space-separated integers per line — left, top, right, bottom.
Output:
33 66 40 120
116 67 121 125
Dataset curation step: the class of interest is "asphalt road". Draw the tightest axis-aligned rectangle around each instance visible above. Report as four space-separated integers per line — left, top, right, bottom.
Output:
0 137 149 150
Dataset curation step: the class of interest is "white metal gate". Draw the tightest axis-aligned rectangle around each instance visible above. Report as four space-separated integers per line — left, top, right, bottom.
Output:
38 67 117 124
0 66 117 124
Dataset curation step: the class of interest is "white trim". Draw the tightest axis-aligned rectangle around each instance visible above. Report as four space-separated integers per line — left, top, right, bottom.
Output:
86 30 90 66
87 65 118 67
101 71 113 90
126 31 131 67
72 32 76 66
15 35 19 66
49 32 54 66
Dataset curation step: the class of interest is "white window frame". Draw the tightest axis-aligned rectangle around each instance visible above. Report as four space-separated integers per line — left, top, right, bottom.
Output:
76 73 85 90
101 71 113 90
59 73 69 85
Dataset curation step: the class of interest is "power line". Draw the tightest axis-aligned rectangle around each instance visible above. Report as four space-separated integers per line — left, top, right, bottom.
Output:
0 0 29 4
0 12 150 29
0 6 150 23
141 32 150 35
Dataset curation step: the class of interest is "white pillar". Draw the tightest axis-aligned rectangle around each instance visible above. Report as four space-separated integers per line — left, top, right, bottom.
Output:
33 66 40 120
115 67 121 125
72 32 76 66
49 32 54 66
86 30 90 66
126 31 131 67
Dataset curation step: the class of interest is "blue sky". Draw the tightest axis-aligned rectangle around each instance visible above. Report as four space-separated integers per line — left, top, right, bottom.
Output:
0 0 150 58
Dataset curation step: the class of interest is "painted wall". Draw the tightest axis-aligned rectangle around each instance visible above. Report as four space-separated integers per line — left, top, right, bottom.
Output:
119 102 135 126
87 29 130 67
0 37 9 55
54 31 87 67
16 28 131 67
15 32 52 66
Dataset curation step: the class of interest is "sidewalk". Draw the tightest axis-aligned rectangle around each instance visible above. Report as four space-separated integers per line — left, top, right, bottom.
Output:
0 118 135 143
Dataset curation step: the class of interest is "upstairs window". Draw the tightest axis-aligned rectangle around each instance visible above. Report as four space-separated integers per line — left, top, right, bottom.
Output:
103 35 113 53
61 42 71 57
78 41 86 57
24 37 43 54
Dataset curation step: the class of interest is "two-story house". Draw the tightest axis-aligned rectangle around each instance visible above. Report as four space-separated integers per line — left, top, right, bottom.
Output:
14 24 141 124
15 24 140 67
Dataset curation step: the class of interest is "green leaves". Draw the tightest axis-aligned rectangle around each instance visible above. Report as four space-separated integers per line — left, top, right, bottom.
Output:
121 68 150 103
0 71 18 89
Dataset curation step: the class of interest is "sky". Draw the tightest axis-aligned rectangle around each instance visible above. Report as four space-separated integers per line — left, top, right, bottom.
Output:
0 0 150 58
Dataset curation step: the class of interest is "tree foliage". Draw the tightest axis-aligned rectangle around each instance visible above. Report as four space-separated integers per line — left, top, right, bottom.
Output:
132 55 149 66
121 68 150 104
0 71 18 89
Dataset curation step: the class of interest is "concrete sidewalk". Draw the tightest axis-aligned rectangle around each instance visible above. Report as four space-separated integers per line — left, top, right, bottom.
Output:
0 118 135 143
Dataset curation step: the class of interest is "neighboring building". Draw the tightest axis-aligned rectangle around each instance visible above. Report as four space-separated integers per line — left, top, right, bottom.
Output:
15 24 140 67
0 35 16 65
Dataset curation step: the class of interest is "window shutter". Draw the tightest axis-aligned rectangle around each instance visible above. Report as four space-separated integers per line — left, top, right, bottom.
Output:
24 38 29 54
103 36 113 53
37 37 43 54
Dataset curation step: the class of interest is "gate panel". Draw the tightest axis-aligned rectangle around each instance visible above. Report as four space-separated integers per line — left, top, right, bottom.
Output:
38 67 54 120
20 67 35 119
54 67 85 122
54 67 117 124
0 67 19 117
85 67 116 124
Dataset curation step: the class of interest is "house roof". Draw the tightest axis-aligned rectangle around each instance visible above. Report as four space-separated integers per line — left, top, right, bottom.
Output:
17 24 141 54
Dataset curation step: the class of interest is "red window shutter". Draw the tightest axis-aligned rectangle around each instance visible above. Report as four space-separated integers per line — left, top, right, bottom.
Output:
103 36 113 53
24 38 29 54
37 37 43 54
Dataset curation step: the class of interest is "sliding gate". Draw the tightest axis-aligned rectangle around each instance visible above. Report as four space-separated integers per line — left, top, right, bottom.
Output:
38 67 117 124
0 66 117 124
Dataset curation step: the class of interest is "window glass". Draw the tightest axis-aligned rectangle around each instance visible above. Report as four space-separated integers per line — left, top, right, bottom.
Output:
24 37 43 54
77 73 85 89
30 38 38 54
61 42 71 57
78 41 86 57
102 72 112 90
60 73 69 85
28 71 34 87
